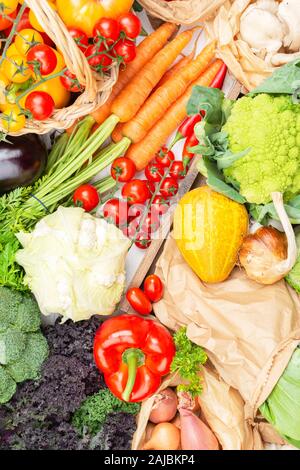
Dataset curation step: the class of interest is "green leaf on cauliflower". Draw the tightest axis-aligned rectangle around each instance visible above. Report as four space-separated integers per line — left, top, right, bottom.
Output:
285 231 300 293
250 59 300 97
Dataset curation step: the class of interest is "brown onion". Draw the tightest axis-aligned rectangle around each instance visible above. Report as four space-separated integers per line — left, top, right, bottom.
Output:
142 423 181 450
239 192 297 285
149 388 178 424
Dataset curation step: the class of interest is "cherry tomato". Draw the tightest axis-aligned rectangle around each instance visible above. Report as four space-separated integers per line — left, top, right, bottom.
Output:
135 233 152 250
143 179 156 195
103 198 128 227
15 28 44 55
85 43 112 71
122 179 150 205
127 203 145 222
0 9 16 32
118 13 141 39
111 156 136 182
60 69 84 93
93 17 120 42
141 212 160 234
113 39 136 63
68 27 89 52
27 44 57 76
73 184 100 212
0 0 18 16
126 287 152 316
145 162 164 183
155 146 175 168
151 195 170 216
144 274 164 303
2 55 31 83
25 91 55 121
170 161 186 180
160 177 179 198
0 104 26 132
3 8 25 36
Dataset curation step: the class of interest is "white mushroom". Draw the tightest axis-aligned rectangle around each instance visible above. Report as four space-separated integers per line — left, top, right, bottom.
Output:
277 0 300 52
240 1 285 57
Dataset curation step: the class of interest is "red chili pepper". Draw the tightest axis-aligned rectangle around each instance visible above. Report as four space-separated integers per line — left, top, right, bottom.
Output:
210 62 227 89
94 314 175 403
182 132 199 166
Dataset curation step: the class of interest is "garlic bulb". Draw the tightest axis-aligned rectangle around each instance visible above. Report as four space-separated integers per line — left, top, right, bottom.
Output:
239 192 298 285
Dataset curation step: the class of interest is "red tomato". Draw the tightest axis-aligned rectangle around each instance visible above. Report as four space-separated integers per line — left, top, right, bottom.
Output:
160 177 179 198
135 233 152 250
93 17 120 42
73 184 100 211
103 198 128 227
0 9 16 32
141 212 160 234
25 91 55 121
151 195 170 216
118 13 141 39
122 179 150 205
170 161 186 180
127 203 145 222
60 69 84 92
144 274 164 303
85 44 112 71
155 146 175 168
126 287 152 316
4 7 28 36
27 44 57 76
143 179 156 195
111 157 136 182
68 27 89 52
113 39 136 63
145 162 164 183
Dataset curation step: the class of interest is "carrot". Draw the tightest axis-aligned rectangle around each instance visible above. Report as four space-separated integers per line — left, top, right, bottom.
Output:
154 53 194 91
111 28 196 123
111 42 201 143
119 41 216 144
125 59 224 171
111 122 124 143
90 23 177 127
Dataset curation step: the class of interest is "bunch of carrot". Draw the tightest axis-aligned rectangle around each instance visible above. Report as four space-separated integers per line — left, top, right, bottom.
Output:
88 23 225 171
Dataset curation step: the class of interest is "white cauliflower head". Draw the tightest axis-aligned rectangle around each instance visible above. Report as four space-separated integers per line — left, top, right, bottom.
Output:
16 207 131 322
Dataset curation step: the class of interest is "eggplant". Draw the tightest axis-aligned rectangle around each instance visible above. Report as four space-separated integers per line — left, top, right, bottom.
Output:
0 134 47 194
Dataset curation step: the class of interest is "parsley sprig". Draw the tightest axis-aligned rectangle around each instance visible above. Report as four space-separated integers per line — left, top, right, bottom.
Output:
171 327 207 397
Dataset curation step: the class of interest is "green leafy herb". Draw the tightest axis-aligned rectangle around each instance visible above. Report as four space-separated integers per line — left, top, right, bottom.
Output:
72 388 140 436
133 1 143 12
171 327 207 397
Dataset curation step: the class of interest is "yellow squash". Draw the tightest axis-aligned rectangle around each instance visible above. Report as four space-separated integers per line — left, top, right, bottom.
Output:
174 186 249 283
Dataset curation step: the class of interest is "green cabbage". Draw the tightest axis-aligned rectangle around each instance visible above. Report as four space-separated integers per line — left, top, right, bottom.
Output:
260 347 300 448
16 207 131 323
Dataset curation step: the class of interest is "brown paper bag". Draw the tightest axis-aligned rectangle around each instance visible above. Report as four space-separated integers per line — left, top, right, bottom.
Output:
132 368 263 450
153 236 300 424
139 0 227 25
204 0 276 90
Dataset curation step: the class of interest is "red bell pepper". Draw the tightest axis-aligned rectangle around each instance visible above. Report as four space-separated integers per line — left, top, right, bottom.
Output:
94 314 175 403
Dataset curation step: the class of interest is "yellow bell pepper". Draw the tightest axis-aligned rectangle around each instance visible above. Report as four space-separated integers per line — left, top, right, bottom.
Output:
56 0 134 37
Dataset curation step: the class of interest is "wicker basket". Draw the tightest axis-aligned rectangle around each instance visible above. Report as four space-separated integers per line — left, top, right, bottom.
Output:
3 0 118 135
139 0 227 24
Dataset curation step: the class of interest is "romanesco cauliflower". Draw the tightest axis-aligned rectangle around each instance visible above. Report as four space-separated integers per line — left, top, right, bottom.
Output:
223 94 300 204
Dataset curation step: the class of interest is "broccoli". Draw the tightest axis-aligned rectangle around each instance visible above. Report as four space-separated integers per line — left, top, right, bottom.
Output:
0 365 16 404
72 388 140 437
0 287 48 404
7 333 49 383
